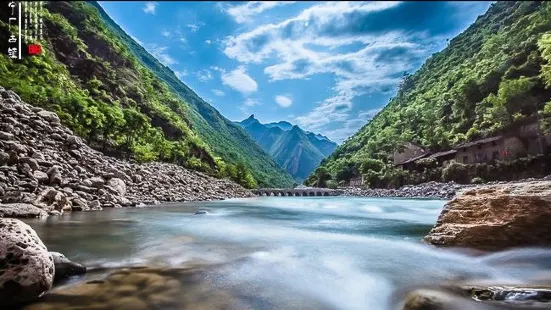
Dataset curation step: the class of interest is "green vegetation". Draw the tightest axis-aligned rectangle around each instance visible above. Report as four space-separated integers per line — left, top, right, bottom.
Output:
0 1 262 188
87 2 294 188
307 1 551 188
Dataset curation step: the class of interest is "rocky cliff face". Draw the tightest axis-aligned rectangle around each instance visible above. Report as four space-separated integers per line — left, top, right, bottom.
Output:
424 181 551 250
0 87 252 216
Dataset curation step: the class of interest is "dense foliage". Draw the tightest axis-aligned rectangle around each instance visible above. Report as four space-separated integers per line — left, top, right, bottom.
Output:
88 2 294 188
308 1 551 188
0 1 261 188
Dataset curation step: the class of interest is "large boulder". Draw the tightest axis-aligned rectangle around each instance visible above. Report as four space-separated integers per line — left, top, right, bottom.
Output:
34 188 72 212
0 219 54 307
36 110 60 124
46 166 62 186
106 178 126 196
424 181 551 250
0 203 48 218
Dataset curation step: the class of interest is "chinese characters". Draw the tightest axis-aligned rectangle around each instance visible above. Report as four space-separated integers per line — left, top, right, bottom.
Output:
6 1 44 59
24 1 44 43
7 1 20 59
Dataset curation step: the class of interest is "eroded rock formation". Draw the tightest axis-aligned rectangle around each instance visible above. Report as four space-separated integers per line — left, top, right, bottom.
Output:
0 218 54 307
424 181 551 250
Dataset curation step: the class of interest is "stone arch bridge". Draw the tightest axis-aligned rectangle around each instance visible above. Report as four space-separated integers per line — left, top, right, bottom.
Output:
251 188 343 197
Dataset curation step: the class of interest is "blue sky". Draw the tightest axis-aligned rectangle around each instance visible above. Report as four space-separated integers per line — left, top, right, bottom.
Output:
98 1 492 143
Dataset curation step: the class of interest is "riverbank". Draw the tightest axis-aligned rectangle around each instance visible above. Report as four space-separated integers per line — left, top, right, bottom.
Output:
0 88 252 218
339 176 551 199
6 196 551 309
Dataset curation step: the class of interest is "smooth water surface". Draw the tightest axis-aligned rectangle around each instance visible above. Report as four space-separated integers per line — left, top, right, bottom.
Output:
23 197 551 309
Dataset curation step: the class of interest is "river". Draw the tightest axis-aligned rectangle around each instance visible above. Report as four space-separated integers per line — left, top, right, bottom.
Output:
21 197 551 309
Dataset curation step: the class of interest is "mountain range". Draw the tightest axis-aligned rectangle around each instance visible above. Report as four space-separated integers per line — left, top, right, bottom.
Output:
309 1 551 187
237 115 337 183
0 1 295 188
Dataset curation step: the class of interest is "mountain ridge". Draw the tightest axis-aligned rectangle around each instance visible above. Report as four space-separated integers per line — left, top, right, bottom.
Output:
87 2 295 188
307 1 551 188
0 1 294 189
236 115 337 182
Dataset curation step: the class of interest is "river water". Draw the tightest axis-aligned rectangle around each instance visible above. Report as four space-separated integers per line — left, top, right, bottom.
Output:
22 197 551 309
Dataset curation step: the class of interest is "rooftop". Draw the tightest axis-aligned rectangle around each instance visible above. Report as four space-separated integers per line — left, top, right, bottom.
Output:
395 152 431 166
454 135 503 149
428 149 457 159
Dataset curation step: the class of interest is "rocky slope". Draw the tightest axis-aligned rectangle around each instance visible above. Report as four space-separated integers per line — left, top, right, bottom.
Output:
424 180 551 250
0 87 252 216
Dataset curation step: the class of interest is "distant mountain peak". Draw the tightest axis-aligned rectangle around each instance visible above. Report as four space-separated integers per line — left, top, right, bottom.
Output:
265 120 294 131
236 116 338 182
248 114 255 119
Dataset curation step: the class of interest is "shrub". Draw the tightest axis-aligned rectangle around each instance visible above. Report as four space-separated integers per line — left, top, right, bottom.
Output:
185 157 204 171
442 161 470 183
416 157 438 170
326 180 338 189
363 170 382 188
471 177 485 184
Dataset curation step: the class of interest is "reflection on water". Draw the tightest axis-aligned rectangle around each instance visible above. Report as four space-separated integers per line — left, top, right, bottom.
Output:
21 197 551 310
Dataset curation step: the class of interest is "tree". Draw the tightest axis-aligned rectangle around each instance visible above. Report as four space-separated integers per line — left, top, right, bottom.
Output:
82 104 106 143
98 101 125 150
538 33 551 87
122 108 149 155
335 160 358 183
359 158 384 174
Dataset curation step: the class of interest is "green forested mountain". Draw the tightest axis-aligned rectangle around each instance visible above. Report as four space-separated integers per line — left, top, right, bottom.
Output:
87 2 293 188
308 1 551 188
0 1 293 188
237 115 337 182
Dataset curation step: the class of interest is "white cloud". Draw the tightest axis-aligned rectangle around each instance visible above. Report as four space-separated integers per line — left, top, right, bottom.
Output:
161 30 171 38
145 44 177 66
186 22 205 33
223 1 433 138
143 2 157 14
225 1 297 23
275 95 292 108
221 67 258 94
196 69 213 82
212 89 225 96
321 108 382 142
205 40 212 45
174 70 188 79
244 98 260 106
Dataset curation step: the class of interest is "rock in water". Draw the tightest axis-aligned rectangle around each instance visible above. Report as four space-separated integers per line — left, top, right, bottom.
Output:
424 181 551 250
0 219 54 307
50 252 86 283
402 289 450 310
0 203 48 218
